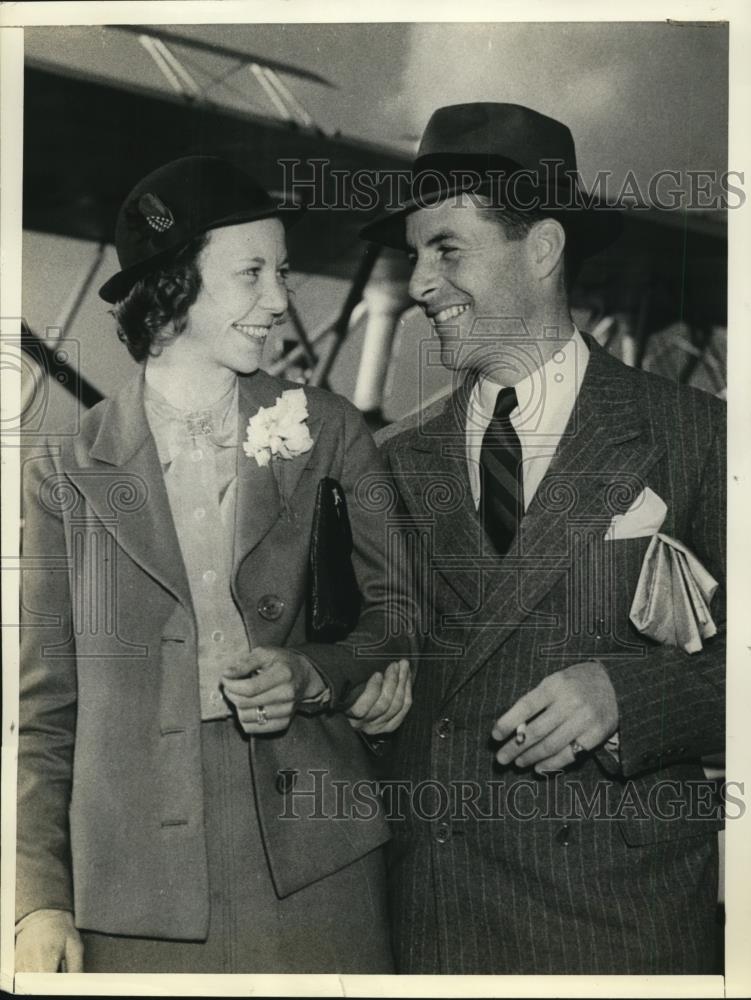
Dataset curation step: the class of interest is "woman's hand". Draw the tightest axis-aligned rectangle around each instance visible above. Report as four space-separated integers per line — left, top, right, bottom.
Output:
346 659 413 735
222 647 326 734
15 909 83 973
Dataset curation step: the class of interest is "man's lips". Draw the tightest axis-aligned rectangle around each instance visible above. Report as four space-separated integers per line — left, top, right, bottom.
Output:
427 303 470 324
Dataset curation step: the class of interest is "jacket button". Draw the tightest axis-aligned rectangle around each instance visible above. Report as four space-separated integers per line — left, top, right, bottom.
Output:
435 823 451 844
258 594 285 621
276 769 298 794
436 717 453 739
555 824 572 846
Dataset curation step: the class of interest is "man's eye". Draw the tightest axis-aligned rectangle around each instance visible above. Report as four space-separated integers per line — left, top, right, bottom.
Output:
241 267 260 278
407 253 417 267
278 268 290 283
438 244 459 257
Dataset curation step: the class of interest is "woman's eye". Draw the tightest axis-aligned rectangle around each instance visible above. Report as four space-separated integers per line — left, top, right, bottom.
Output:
241 267 260 278
438 244 458 257
278 269 290 283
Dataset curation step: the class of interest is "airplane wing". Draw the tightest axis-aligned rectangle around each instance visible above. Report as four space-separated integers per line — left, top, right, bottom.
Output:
22 50 726 413
24 59 410 279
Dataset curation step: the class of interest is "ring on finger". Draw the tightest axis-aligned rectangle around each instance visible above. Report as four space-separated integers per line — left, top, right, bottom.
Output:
256 705 268 726
570 738 585 756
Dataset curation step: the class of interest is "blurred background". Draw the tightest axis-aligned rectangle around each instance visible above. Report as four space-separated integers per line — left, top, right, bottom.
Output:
21 20 728 435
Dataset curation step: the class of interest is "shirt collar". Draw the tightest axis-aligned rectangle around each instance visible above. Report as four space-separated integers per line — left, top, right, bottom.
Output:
472 327 588 437
143 377 239 464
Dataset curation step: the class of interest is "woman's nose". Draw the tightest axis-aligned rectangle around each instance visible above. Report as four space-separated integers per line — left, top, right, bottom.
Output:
260 275 288 317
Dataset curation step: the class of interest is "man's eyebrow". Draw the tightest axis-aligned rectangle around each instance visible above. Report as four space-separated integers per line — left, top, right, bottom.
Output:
237 257 290 266
407 229 464 253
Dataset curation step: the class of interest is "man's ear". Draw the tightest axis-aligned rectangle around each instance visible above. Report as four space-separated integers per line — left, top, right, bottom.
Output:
530 218 566 280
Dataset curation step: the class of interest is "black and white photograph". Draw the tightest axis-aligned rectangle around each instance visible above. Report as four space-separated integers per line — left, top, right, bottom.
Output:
1 1 749 995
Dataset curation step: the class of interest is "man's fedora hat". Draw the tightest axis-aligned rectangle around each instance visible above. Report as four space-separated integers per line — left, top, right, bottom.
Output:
360 102 622 256
99 155 303 304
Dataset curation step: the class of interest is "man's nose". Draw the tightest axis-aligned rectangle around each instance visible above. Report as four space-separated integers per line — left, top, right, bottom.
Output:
408 256 439 305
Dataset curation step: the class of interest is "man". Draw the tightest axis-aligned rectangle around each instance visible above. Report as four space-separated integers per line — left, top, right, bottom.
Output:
362 104 725 974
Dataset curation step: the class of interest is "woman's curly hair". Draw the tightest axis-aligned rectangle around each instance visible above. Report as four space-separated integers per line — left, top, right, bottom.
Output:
112 232 209 362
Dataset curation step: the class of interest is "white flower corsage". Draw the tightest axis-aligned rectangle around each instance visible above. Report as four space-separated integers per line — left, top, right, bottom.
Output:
242 388 314 467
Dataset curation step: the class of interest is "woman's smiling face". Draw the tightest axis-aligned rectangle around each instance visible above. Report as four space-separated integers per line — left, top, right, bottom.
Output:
178 217 289 375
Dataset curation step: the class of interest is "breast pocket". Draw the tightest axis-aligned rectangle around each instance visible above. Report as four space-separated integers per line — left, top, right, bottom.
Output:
537 534 654 661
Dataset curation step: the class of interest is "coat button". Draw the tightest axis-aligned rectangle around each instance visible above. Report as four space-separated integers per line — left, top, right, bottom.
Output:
555 824 571 846
435 823 451 844
257 594 285 621
436 717 453 740
276 769 298 794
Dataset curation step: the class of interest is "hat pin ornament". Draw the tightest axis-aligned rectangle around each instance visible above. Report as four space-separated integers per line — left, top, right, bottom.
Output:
138 192 175 233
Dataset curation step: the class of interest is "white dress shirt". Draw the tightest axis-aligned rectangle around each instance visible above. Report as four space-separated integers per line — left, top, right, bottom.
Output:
466 328 589 511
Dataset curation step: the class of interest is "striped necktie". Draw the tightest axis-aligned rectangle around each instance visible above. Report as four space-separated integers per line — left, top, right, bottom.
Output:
479 386 523 555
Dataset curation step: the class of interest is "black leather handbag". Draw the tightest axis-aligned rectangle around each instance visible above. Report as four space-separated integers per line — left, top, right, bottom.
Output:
308 477 363 641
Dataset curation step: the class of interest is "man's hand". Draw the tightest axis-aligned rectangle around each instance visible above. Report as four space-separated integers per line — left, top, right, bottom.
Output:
492 660 618 773
15 909 83 973
346 659 413 735
222 646 325 734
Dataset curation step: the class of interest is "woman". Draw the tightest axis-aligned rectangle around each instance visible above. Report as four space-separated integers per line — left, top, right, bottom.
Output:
15 156 416 973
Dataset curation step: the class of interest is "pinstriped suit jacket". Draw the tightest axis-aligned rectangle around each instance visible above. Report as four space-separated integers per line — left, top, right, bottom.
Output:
377 337 725 974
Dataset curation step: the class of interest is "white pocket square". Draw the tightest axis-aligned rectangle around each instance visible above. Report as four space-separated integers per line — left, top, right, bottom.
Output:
605 486 667 541
604 486 718 653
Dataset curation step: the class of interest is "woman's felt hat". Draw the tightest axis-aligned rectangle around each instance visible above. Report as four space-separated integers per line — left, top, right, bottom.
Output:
99 156 302 304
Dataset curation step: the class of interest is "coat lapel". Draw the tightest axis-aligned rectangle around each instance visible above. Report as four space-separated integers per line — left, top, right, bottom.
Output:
392 378 485 610
232 370 322 571
66 369 322 613
440 338 667 703
68 369 193 613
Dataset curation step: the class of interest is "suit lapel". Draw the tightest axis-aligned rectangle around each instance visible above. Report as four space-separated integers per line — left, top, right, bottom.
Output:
69 369 193 613
393 378 484 610
232 370 322 571
440 338 666 703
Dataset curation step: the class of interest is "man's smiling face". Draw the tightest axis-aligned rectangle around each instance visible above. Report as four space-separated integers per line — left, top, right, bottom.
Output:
405 197 540 382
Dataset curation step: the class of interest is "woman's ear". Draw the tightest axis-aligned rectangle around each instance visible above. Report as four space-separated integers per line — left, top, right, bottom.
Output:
530 218 566 280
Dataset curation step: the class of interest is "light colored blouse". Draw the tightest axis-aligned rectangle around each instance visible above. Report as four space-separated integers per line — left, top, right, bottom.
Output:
144 378 251 721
